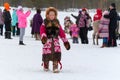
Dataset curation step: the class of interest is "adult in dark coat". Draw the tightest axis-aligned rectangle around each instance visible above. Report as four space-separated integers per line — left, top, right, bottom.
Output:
3 3 12 39
32 9 43 40
104 3 118 47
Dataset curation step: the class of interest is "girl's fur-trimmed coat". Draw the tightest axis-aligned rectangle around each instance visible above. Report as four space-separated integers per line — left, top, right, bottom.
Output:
40 19 69 61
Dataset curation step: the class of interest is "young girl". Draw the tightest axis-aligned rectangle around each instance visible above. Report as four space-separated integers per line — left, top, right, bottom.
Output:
40 7 70 73
99 10 110 48
70 24 79 43
17 6 31 45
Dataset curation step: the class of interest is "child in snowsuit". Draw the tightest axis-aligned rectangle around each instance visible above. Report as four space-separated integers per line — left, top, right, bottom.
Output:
70 24 79 43
99 10 110 48
40 7 70 73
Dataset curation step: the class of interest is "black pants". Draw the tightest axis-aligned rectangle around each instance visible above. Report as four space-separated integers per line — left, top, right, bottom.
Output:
12 26 16 36
16 23 20 36
0 24 3 35
31 26 34 35
79 27 88 44
73 37 79 43
108 28 117 47
4 22 12 39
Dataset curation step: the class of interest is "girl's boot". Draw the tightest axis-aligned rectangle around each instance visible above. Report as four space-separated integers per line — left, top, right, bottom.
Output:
43 61 49 71
53 61 59 73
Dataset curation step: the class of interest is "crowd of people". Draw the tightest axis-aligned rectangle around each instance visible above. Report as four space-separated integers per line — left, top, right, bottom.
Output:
0 2 120 47
64 3 120 48
0 2 31 45
0 2 120 73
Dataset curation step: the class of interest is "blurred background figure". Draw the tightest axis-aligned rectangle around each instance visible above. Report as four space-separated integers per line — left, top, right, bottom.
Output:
98 10 110 48
64 16 73 36
17 6 31 45
92 8 102 45
32 8 43 40
69 24 79 44
12 9 20 36
3 2 12 39
104 3 118 47
0 8 4 36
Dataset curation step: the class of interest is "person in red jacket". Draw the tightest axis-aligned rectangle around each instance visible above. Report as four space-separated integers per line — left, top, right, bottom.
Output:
92 9 102 45
93 9 102 21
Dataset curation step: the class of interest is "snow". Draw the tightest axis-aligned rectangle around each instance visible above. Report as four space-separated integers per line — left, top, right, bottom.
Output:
0 7 120 80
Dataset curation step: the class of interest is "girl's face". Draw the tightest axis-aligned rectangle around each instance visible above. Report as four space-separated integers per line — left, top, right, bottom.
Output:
48 11 55 20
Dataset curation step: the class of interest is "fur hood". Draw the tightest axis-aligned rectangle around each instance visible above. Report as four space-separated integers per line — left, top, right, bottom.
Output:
44 19 60 28
45 7 58 19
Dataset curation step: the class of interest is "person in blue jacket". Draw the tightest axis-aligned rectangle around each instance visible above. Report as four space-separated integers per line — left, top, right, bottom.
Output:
12 9 20 36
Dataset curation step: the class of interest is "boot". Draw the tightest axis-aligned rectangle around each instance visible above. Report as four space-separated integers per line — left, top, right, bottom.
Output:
5 32 8 39
43 61 49 71
53 61 59 73
19 41 25 45
100 43 107 48
8 32 12 39
112 40 117 47
35 33 40 40
37 34 40 40
35 33 37 39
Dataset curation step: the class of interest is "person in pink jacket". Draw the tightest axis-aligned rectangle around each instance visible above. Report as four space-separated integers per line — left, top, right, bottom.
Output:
17 6 31 45
40 7 70 73
99 10 110 48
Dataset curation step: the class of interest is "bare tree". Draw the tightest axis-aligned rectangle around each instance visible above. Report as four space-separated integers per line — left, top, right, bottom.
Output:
1 0 120 11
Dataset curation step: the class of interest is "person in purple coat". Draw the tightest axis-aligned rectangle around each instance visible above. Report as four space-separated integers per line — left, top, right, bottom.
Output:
32 8 43 40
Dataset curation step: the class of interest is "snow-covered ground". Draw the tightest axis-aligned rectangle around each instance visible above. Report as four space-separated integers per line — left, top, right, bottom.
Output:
0 7 120 80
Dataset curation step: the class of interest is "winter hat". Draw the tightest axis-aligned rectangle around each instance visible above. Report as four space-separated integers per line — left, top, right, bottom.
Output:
110 3 116 8
82 8 87 11
46 7 58 19
96 8 102 15
64 16 70 20
4 2 10 11
79 9 82 14
18 6 23 10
